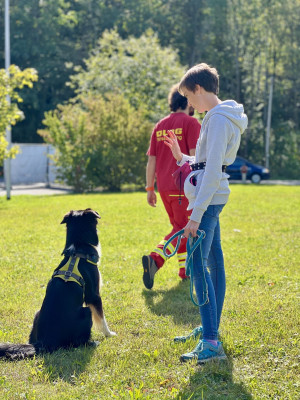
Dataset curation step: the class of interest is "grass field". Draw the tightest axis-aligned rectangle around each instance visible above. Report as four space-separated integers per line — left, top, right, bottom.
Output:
0 185 299 399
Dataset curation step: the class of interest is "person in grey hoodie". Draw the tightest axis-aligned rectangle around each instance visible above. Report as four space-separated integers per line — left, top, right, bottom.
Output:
164 63 248 363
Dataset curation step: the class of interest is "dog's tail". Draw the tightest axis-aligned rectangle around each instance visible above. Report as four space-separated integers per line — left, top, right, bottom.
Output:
0 342 38 360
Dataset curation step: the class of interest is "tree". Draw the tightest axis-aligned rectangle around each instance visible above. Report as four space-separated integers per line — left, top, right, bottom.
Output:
0 0 82 143
0 0 169 142
0 65 38 163
39 94 152 192
225 0 300 177
0 0 298 178
69 29 186 123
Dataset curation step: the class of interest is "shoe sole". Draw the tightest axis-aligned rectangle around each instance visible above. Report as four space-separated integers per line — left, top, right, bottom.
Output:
142 256 153 290
180 355 227 363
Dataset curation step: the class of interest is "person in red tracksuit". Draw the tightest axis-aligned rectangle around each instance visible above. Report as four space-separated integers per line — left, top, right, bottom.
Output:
142 83 201 289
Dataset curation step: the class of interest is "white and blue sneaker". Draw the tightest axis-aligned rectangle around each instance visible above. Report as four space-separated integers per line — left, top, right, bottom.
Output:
180 340 227 364
174 326 203 343
174 326 220 343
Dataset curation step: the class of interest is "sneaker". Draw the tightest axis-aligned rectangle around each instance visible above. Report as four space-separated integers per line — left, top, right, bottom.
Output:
142 255 158 290
178 267 189 280
174 326 203 343
180 340 227 364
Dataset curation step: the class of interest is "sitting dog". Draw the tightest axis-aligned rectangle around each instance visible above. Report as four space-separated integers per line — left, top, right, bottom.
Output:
0 208 115 360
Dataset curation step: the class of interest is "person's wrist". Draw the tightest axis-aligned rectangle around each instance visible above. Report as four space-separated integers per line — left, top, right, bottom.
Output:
176 155 183 165
145 186 155 191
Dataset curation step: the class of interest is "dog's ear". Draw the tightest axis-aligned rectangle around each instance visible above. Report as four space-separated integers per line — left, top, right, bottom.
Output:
84 208 101 219
61 210 73 224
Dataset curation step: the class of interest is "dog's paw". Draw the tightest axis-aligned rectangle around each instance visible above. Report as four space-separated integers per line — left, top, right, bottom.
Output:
87 340 100 347
106 331 117 337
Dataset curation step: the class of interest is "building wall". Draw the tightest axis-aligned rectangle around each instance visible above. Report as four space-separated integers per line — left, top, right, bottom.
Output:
8 144 57 185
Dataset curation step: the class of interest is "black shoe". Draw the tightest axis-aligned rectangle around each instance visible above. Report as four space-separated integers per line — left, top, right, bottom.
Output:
142 255 158 289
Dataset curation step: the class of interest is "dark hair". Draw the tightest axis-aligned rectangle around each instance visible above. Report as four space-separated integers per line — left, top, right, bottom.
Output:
179 63 219 95
168 83 188 112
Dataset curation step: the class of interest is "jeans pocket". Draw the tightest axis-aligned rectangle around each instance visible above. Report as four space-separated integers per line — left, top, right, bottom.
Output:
205 204 225 218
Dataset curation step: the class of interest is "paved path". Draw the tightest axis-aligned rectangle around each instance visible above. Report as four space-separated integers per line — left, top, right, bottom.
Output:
0 183 72 196
0 180 299 197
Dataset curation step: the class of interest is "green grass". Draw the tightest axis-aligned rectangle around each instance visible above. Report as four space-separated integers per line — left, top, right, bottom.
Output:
0 185 299 399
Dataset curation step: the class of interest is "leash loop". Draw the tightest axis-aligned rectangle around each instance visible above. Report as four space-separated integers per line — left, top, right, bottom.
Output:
163 229 208 307
163 229 185 258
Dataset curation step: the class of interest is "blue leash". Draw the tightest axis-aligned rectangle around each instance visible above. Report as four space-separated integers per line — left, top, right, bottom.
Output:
163 229 208 307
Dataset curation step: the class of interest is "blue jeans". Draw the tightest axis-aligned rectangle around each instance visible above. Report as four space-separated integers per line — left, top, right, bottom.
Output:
192 204 226 341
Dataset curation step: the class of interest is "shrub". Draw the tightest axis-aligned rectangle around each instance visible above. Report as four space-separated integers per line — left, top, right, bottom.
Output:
39 94 152 192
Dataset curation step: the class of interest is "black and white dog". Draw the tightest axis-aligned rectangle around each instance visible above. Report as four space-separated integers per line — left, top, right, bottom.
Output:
0 208 115 360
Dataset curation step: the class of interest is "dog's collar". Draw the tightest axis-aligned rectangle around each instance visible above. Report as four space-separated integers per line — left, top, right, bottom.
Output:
63 246 99 266
74 253 99 265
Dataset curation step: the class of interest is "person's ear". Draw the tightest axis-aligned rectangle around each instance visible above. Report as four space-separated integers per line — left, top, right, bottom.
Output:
196 84 206 95
194 84 202 94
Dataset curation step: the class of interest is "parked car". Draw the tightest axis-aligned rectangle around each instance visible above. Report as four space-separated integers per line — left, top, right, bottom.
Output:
226 156 270 183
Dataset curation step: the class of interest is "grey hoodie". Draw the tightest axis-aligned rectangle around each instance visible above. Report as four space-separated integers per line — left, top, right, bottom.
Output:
178 100 248 223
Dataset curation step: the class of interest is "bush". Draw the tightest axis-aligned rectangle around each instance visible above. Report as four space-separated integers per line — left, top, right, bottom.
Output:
39 94 152 192
69 29 185 123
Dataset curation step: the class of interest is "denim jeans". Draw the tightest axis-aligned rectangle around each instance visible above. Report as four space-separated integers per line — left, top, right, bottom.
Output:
192 204 226 341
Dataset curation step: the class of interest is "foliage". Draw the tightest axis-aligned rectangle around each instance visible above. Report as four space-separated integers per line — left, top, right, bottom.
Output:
225 0 300 177
0 0 299 177
0 0 81 143
69 29 185 123
0 65 38 163
0 186 299 399
39 94 152 192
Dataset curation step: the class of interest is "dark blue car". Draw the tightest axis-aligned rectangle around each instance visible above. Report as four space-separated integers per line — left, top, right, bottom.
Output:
226 156 270 183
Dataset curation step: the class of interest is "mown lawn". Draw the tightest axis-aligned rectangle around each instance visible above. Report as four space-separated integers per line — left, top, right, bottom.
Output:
0 185 299 400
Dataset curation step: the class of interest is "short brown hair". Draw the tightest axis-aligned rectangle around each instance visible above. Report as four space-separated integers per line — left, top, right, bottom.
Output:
179 63 219 95
168 83 188 112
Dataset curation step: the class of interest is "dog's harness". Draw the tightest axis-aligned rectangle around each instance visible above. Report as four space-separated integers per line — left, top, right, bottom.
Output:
52 253 99 291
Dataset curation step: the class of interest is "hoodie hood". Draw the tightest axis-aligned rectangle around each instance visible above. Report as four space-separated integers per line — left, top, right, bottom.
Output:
203 100 248 134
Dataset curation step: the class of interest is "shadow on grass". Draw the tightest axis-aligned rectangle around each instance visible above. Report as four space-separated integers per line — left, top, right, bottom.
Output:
143 282 252 399
175 357 252 400
142 280 199 326
39 342 98 383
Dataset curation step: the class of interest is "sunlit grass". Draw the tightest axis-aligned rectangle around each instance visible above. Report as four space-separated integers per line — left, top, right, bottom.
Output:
0 185 299 399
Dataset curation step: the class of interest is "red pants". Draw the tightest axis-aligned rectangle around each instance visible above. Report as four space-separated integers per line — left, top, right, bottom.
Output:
150 191 191 277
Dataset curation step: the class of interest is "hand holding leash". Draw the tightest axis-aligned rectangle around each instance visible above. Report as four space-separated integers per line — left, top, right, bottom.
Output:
182 219 200 238
163 229 207 307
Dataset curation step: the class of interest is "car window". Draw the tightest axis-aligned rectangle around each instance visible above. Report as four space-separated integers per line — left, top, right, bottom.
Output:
232 158 244 167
